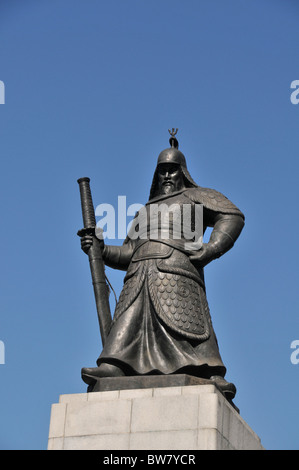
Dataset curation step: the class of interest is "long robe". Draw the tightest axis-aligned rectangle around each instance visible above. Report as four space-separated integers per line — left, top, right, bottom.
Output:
97 186 244 379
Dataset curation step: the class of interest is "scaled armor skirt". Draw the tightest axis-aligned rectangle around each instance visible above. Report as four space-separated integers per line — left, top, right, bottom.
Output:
97 243 226 378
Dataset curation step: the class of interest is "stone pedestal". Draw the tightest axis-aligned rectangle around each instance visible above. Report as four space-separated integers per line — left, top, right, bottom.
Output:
48 379 264 450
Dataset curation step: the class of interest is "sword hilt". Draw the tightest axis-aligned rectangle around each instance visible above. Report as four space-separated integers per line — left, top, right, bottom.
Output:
77 177 96 229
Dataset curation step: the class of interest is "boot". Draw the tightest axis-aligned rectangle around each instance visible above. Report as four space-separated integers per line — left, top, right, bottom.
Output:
210 375 237 400
81 363 125 385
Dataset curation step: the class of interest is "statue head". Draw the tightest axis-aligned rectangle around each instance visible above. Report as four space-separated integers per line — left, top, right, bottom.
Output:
156 162 184 195
149 129 197 199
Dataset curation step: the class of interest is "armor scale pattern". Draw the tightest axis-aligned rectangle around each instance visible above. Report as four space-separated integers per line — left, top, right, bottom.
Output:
148 261 210 341
111 262 146 325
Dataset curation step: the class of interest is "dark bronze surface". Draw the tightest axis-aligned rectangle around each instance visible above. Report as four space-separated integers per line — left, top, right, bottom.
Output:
77 177 112 346
77 130 245 404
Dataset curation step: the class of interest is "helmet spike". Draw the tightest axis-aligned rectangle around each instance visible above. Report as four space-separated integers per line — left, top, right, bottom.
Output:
168 128 179 149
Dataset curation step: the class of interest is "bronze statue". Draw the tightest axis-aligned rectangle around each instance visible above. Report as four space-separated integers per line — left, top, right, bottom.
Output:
78 130 245 401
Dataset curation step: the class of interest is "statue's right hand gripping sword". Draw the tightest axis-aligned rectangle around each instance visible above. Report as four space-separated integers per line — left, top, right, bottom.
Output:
77 177 112 347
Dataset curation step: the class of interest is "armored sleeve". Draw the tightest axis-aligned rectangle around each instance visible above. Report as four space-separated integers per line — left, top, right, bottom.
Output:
102 238 136 271
186 186 245 261
205 211 244 259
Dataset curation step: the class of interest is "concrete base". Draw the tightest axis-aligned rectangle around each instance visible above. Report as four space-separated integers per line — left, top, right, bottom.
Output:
84 374 239 412
48 382 264 450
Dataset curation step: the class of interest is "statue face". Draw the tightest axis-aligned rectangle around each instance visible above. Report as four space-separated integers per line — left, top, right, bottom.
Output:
157 163 184 195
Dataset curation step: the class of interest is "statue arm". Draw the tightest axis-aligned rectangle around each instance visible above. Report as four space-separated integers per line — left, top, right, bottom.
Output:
81 210 141 271
190 210 245 268
206 211 245 258
102 238 136 271
102 209 142 270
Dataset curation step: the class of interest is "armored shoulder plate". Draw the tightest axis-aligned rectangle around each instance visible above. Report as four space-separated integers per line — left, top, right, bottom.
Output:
185 187 244 218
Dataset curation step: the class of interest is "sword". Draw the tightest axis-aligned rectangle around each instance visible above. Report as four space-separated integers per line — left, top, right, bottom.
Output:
77 177 112 346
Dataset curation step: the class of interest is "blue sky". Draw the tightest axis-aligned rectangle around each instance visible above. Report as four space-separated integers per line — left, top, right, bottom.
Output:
0 0 299 450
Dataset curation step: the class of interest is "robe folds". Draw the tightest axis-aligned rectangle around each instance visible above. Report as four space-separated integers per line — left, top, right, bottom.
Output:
97 186 244 379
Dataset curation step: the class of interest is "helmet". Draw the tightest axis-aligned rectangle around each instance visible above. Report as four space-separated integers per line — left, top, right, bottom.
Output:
157 147 187 167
